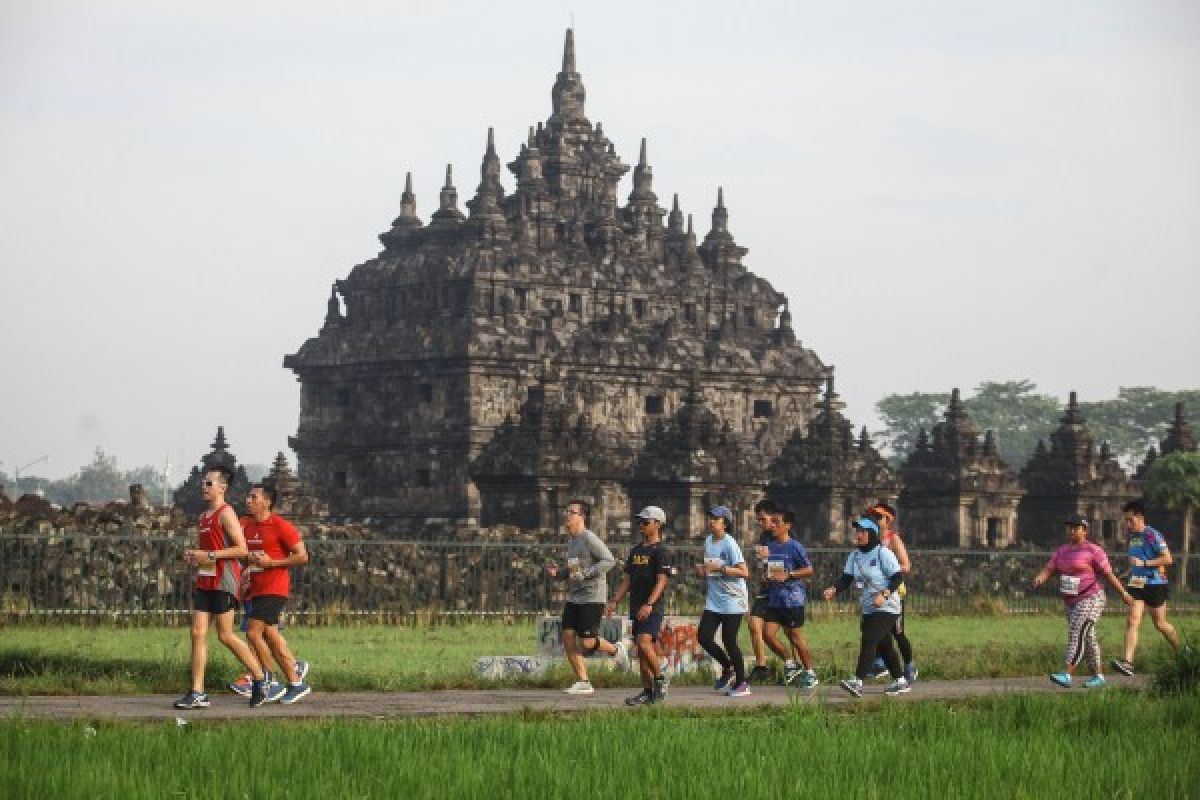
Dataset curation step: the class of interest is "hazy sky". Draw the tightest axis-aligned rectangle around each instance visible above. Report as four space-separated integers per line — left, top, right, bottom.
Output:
2 0 1198 482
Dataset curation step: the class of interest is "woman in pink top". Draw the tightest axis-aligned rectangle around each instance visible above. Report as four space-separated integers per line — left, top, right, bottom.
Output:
1032 515 1132 689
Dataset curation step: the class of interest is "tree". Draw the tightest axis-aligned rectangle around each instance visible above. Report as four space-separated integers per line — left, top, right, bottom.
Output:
1080 388 1200 468
874 391 950 464
1144 451 1200 590
961 380 1061 470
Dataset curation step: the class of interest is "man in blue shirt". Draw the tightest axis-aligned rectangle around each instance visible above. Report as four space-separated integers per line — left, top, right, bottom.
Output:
1112 501 1180 676
762 510 818 688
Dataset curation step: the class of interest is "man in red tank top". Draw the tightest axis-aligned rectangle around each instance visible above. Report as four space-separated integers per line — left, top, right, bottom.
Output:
241 483 312 704
175 466 271 709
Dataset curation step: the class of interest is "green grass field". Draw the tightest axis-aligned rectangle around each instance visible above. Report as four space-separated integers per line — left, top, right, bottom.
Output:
1 691 1196 799
0 614 1193 694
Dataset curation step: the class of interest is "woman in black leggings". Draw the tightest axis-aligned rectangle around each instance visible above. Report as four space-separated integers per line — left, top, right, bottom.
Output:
694 506 752 697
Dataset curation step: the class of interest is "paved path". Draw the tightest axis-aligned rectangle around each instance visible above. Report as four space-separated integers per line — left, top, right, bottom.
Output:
0 674 1148 721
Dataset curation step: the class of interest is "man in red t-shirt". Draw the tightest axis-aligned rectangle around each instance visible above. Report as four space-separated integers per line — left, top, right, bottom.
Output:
175 465 270 710
242 482 312 704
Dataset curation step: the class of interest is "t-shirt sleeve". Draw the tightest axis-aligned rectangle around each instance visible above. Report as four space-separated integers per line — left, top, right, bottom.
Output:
792 542 810 569
880 547 901 577
726 538 745 566
1091 544 1113 575
1150 532 1169 555
280 520 302 550
656 546 673 576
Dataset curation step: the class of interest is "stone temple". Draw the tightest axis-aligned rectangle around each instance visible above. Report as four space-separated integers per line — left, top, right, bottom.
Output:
284 30 841 538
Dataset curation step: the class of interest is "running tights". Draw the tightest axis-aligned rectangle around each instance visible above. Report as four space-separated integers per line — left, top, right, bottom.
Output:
857 612 902 680
875 604 913 664
1065 592 1105 674
698 610 745 686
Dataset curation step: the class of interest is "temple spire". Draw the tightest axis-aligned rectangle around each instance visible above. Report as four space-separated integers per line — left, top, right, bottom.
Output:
562 27 576 73
550 28 587 124
429 163 465 226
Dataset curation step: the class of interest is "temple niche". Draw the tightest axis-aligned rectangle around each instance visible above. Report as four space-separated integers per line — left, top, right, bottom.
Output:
1135 402 1197 550
284 30 828 533
1018 392 1139 547
767 377 900 546
628 377 763 540
898 389 1023 548
173 427 251 516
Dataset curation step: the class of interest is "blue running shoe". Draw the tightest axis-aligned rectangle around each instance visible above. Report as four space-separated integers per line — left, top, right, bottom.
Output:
265 679 287 703
174 690 210 709
1049 672 1072 688
1084 675 1107 689
280 683 311 705
713 668 735 692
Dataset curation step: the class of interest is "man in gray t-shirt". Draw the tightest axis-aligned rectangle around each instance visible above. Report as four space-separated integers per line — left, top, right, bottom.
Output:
546 499 628 694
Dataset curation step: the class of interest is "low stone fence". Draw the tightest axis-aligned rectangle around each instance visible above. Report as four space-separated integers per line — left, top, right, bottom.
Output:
1 533 1197 619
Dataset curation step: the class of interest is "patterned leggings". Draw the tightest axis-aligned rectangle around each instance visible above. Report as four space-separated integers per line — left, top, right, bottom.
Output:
1064 592 1106 673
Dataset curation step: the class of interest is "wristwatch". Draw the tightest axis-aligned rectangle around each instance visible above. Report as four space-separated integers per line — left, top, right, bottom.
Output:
208 551 217 562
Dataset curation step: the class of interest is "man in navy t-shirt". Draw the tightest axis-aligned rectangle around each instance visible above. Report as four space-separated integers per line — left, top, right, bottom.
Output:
762 510 818 688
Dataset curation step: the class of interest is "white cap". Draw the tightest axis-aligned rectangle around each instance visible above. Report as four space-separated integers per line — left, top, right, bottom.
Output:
635 505 666 523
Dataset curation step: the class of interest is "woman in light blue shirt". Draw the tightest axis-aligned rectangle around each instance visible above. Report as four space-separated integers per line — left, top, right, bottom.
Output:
694 506 751 696
822 517 910 698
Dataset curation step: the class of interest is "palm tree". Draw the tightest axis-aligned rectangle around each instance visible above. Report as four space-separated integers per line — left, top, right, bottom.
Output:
1145 451 1200 590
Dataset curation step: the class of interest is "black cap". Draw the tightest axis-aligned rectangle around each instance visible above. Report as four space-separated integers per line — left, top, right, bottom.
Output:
1064 514 1089 528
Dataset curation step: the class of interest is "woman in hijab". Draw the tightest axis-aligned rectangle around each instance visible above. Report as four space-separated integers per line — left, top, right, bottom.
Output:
822 517 910 697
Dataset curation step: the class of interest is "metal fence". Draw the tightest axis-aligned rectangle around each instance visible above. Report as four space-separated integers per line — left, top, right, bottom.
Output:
1 534 1197 620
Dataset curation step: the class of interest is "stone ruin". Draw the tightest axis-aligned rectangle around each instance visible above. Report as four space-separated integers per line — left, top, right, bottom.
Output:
284 29 830 537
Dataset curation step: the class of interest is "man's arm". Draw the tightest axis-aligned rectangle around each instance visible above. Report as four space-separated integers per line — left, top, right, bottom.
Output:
606 574 632 616
584 533 616 579
890 534 912 573
216 507 248 559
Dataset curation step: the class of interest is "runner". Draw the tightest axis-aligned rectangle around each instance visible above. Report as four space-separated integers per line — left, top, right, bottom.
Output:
762 510 818 689
694 505 751 697
1112 500 1180 676
608 506 673 705
547 499 628 695
746 499 781 684
867 502 917 682
822 517 910 698
1032 515 1132 688
240 483 312 704
175 466 270 709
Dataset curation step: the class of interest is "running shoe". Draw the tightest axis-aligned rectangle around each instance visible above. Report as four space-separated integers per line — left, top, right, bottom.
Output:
612 641 631 672
625 689 655 706
264 679 287 704
228 672 254 698
871 658 889 680
713 668 735 692
654 674 669 701
1084 675 1107 689
839 678 863 698
783 665 802 686
904 664 919 683
280 682 312 705
726 682 752 697
174 690 210 709
295 660 311 682
748 665 771 684
1110 659 1134 677
798 670 819 689
884 677 911 696
1049 672 1072 688
563 680 595 695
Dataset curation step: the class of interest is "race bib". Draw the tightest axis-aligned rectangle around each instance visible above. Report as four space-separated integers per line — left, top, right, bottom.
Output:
195 556 217 578
1059 575 1081 596
704 557 723 573
567 557 582 578
768 560 787 579
247 550 265 574
1128 575 1147 589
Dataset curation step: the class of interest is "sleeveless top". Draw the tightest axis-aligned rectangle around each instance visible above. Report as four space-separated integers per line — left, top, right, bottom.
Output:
196 503 241 595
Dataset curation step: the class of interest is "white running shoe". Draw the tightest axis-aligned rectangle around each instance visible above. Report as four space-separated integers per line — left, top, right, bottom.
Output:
563 680 595 695
613 641 631 671
884 677 911 696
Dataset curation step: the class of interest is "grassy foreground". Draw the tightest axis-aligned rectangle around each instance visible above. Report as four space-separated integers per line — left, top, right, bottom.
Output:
1 691 1196 799
1 614 1191 694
